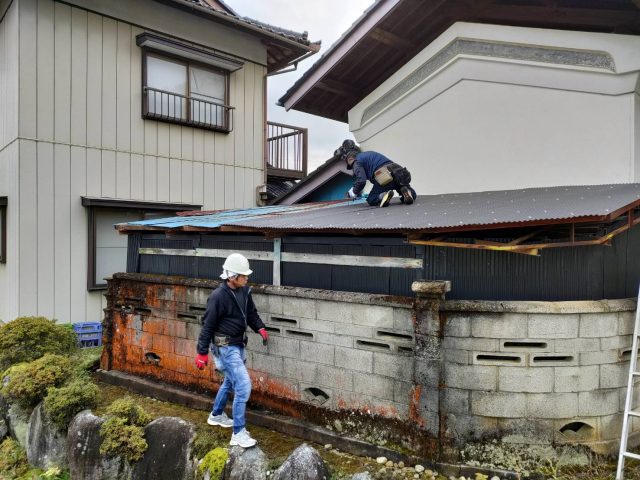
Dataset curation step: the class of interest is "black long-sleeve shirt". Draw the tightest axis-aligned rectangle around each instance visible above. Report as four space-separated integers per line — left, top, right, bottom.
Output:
196 282 265 354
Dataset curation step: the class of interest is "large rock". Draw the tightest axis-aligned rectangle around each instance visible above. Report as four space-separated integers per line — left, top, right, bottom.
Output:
7 403 30 448
26 403 68 470
224 445 268 480
132 417 196 480
271 444 330 480
67 410 131 480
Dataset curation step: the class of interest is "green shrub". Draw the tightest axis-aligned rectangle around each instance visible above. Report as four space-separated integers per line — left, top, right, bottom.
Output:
197 447 228 480
44 379 100 429
99 397 152 463
104 397 152 427
2 354 73 409
99 417 148 463
0 317 77 371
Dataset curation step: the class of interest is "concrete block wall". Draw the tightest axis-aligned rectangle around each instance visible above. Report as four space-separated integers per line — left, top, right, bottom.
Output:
248 293 415 418
101 273 416 423
102 274 639 457
440 300 640 453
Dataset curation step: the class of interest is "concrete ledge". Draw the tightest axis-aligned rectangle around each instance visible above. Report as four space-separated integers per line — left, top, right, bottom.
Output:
443 299 636 314
94 369 523 480
111 273 413 308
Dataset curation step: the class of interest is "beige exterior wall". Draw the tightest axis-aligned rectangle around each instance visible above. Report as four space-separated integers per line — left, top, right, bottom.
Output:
0 0 19 323
0 0 268 324
348 22 640 195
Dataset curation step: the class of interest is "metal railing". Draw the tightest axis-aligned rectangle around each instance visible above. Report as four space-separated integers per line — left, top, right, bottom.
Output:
267 121 308 180
143 87 234 132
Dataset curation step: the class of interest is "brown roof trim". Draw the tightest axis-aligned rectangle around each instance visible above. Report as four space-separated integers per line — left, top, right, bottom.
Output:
279 0 398 112
81 197 202 211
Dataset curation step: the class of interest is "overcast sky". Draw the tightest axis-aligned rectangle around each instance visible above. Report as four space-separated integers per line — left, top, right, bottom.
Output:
226 0 374 171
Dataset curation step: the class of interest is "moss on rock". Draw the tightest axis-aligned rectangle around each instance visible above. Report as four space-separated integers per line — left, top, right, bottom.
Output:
99 397 152 464
44 379 100 429
198 447 228 480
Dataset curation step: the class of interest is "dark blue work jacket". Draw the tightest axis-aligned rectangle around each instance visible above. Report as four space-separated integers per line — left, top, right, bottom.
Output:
352 151 392 196
196 282 265 354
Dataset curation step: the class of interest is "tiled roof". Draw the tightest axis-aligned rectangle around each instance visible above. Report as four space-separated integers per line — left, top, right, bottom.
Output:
182 0 313 46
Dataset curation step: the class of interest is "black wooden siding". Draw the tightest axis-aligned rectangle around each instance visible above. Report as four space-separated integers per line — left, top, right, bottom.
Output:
127 226 640 300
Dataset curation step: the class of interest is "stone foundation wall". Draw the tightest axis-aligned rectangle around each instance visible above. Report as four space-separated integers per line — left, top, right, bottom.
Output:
440 299 640 454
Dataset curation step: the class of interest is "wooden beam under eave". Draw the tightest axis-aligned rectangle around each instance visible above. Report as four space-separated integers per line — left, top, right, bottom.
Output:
369 27 415 50
316 78 360 97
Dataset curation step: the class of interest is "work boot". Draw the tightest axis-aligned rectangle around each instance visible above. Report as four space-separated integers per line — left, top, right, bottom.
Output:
379 190 394 208
400 186 415 205
230 428 257 448
207 411 233 428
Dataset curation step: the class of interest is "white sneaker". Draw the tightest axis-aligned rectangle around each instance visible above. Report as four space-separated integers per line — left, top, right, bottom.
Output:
230 428 257 448
207 412 233 428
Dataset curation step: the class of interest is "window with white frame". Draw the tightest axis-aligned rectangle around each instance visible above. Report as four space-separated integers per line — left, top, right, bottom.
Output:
137 33 242 132
82 198 201 290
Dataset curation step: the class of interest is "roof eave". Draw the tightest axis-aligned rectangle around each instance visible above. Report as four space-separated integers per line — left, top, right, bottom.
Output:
157 0 318 56
278 0 400 112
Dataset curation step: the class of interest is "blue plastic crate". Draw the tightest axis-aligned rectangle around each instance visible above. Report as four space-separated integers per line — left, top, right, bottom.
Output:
73 322 102 348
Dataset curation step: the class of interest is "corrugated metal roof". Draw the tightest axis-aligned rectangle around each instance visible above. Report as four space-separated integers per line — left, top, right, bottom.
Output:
120 184 640 233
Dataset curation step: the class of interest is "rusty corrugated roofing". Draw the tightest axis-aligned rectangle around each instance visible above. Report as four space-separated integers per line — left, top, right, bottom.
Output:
120 184 640 233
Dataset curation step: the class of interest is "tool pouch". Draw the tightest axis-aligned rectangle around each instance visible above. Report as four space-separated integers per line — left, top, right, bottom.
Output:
373 165 394 186
388 163 411 187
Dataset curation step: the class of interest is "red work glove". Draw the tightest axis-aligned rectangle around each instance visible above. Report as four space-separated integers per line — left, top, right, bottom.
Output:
258 328 269 346
195 353 209 370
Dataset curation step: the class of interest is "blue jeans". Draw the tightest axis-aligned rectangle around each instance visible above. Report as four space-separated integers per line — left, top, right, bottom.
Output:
211 345 251 433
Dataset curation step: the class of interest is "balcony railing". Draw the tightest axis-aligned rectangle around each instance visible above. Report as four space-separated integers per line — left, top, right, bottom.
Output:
143 86 234 133
267 121 308 180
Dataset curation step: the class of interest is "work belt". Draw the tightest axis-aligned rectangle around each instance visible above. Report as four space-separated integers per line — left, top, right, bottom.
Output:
214 334 247 347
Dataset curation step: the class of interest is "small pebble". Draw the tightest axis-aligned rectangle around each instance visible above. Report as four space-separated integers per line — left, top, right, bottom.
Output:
324 444 332 449
398 461 404 468
376 456 387 464
415 464 425 473
424 470 433 477
491 477 500 480
385 460 394 467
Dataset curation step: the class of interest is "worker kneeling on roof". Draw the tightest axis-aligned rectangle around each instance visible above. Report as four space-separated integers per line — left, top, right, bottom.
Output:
335 139 417 207
195 253 269 449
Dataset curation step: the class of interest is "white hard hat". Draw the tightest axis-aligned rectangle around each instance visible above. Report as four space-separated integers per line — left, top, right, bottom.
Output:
220 253 252 279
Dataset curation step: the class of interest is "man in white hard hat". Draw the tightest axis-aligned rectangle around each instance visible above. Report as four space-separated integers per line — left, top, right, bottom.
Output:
195 253 269 448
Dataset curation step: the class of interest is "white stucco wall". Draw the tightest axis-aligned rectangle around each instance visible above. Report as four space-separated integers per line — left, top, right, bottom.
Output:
348 22 640 195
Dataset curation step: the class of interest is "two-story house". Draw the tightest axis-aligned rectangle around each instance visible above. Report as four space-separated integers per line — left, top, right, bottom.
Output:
0 0 318 324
